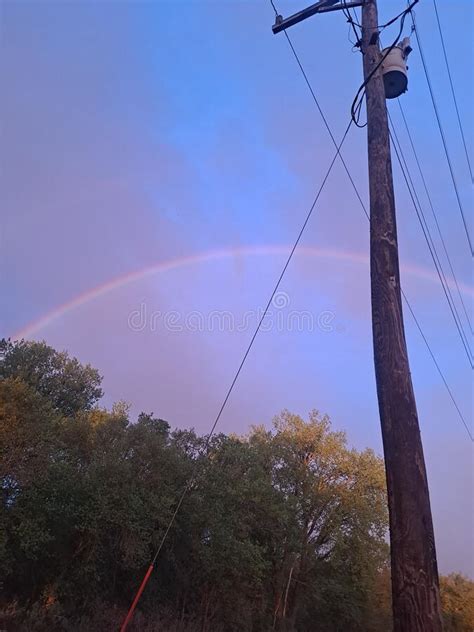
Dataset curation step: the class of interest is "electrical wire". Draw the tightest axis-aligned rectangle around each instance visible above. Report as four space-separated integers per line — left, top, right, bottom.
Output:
409 8 474 257
269 0 472 439
120 118 355 630
338 1 419 31
342 0 362 50
397 100 473 336
388 115 474 368
151 119 353 565
379 2 418 31
401 289 473 441
269 1 368 214
432 0 473 183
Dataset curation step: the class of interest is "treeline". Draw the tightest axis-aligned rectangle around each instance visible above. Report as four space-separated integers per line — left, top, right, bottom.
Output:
0 339 472 631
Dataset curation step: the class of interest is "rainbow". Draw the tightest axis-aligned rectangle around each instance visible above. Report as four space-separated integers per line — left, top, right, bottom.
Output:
12 245 473 340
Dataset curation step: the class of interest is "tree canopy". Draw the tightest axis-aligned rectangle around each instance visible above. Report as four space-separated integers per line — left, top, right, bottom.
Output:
0 339 472 631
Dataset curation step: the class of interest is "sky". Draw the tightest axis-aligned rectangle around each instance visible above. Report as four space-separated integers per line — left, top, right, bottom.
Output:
1 0 473 576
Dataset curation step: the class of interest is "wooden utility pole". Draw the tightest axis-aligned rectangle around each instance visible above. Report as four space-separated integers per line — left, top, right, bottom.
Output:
273 1 444 629
361 2 443 629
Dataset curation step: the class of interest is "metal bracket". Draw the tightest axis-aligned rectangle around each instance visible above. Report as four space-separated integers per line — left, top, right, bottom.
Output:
272 0 365 34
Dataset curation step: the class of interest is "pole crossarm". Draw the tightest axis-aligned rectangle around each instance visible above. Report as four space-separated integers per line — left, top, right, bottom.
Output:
272 0 365 34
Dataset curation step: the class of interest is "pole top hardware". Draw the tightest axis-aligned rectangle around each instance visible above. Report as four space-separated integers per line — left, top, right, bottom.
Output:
272 0 365 34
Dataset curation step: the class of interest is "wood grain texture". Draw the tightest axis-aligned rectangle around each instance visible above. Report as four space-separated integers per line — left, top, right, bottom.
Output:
362 1 443 630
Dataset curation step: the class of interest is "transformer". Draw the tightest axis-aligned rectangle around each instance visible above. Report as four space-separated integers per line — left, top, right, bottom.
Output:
381 37 412 99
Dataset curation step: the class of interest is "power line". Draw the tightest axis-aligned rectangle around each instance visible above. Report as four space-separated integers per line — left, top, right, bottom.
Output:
409 9 474 257
151 119 353 563
402 288 473 441
342 0 362 50
269 1 368 215
375 34 473 355
432 0 473 183
120 118 355 631
397 100 473 336
388 113 473 365
388 114 474 368
270 0 471 438
338 0 419 32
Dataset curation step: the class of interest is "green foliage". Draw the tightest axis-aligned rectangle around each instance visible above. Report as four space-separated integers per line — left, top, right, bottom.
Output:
0 341 471 631
0 339 103 416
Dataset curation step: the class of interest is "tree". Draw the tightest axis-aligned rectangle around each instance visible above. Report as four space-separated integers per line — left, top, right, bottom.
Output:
0 339 103 416
171 433 276 631
247 410 388 631
440 573 474 631
0 378 61 590
0 341 469 631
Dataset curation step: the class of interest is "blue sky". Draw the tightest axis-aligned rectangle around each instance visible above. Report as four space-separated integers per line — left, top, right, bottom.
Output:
1 0 473 575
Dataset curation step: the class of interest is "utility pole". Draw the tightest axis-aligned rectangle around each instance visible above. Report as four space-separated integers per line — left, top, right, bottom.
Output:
362 2 443 630
272 1 443 630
